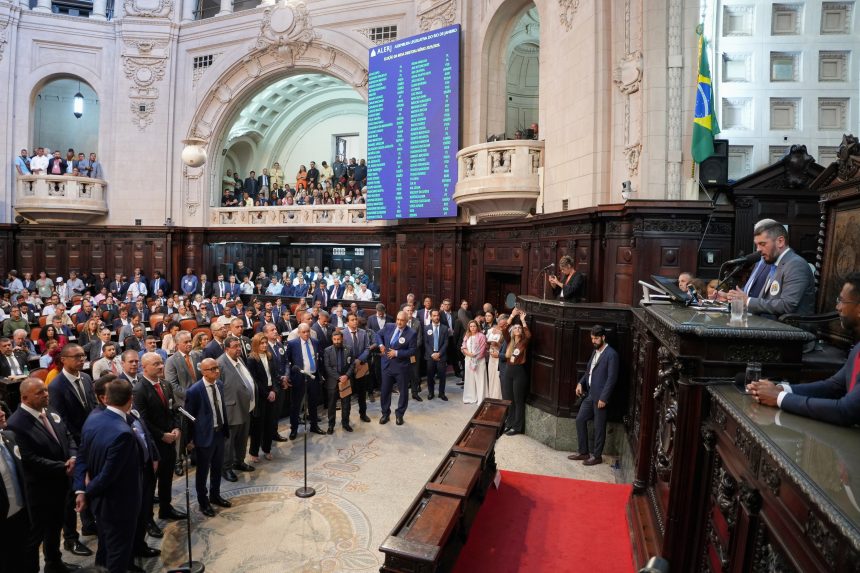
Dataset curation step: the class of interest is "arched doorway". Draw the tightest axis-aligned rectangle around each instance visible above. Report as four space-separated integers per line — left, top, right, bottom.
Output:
505 7 540 138
32 77 100 155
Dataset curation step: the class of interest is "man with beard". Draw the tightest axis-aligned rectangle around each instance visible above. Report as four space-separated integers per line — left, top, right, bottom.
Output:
748 273 860 426
569 325 618 466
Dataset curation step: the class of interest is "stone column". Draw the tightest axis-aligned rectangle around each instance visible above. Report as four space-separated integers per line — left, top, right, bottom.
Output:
90 0 107 20
182 0 196 22
33 0 52 13
216 0 233 16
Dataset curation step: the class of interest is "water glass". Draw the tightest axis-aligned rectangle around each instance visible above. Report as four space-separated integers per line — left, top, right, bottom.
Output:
745 362 762 388
730 298 745 321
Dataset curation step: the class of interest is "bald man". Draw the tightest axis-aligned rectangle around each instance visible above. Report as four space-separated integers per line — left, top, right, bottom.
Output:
375 311 418 425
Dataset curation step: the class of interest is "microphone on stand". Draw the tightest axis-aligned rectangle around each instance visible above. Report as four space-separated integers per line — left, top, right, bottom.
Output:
723 252 761 268
685 285 700 307
540 263 556 271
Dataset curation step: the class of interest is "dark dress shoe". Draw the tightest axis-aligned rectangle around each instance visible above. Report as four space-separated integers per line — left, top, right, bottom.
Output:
396 416 404 426
583 456 603 466
200 505 216 517
379 415 390 424
360 414 371 422
222 469 238 482
236 462 255 472
210 495 232 508
326 426 334 435
342 424 353 432
273 434 289 442
134 545 161 558
289 430 298 440
504 429 520 436
63 540 93 556
456 381 465 386
45 562 79 573
568 453 590 461
159 507 188 520
428 393 435 400
439 394 448 401
146 520 164 538
309 426 326 435
128 564 146 573
411 394 423 402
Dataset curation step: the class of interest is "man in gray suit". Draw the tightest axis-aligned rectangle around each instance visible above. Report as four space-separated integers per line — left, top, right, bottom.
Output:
216 337 257 483
727 220 815 319
342 313 373 422
164 331 197 472
403 304 424 401
322 331 355 433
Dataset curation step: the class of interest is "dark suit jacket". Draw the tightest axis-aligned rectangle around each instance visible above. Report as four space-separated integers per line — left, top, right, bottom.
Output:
198 281 213 298
246 354 282 416
423 323 449 358
46 158 67 174
243 177 259 196
0 430 29 520
109 281 128 298
83 339 108 362
342 328 373 364
48 371 96 442
311 288 329 308
553 270 585 301
132 376 178 442
213 281 231 298
202 339 225 360
322 345 354 386
184 380 229 448
6 407 73 508
131 306 151 322
328 285 345 300
150 278 169 296
292 284 309 297
578 345 619 403
256 174 272 189
286 337 321 382
311 322 334 352
367 314 393 333
0 352 27 378
375 324 417 373
74 408 141 519
781 344 860 426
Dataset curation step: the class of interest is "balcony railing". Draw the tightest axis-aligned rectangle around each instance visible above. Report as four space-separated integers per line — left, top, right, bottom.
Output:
16 174 108 224
208 204 390 227
453 140 544 221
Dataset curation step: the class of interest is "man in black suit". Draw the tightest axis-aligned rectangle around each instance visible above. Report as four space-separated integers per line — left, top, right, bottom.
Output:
367 303 392 333
83 327 112 362
244 170 259 199
132 353 186 521
74 377 142 573
570 325 619 466
109 273 128 300
424 310 449 400
322 331 355 433
440 299 461 379
342 313 373 422
46 344 98 547
312 311 334 353
198 273 213 298
9 378 88 572
0 404 40 573
203 322 228 360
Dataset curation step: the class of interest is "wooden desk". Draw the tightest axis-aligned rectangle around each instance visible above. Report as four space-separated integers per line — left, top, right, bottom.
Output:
379 492 463 573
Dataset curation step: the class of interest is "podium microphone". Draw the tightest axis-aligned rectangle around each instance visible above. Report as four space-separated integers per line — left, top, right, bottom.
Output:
723 252 761 268
168 406 205 573
540 263 556 271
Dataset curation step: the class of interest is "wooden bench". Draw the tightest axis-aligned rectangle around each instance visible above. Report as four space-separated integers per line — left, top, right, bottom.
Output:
379 492 463 573
425 452 482 534
453 423 500 496
470 398 511 437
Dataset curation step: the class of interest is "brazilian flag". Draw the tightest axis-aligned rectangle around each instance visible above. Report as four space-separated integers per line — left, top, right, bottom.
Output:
692 26 720 164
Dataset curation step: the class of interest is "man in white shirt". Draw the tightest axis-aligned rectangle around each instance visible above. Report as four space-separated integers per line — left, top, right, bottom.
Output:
29 147 49 174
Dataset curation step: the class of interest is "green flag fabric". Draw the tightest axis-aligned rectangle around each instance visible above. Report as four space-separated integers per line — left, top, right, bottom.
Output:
692 30 720 164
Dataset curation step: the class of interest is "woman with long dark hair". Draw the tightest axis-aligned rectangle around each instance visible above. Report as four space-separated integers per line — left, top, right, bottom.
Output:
501 308 531 435
461 320 487 404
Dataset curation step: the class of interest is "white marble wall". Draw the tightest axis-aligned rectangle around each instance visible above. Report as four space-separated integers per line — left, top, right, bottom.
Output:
0 0 703 227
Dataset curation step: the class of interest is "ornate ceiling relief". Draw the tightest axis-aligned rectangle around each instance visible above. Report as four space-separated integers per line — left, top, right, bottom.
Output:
559 0 580 31
615 0 643 179
124 0 174 18
122 40 168 130
254 1 317 65
417 0 457 32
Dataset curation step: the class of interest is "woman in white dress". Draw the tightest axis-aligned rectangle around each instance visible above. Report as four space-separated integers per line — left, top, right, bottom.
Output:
485 312 503 399
461 320 488 404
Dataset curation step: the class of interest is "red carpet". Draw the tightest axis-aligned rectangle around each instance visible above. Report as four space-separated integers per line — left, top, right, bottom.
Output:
453 470 635 573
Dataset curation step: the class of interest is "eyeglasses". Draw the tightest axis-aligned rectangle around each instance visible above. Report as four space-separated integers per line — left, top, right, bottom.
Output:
837 296 860 306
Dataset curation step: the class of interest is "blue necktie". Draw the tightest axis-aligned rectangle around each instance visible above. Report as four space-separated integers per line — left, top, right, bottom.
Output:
390 328 401 346
747 262 773 297
433 326 439 352
305 341 316 372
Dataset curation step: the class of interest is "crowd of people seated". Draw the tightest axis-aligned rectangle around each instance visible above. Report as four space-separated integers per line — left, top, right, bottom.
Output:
14 147 105 179
221 156 368 207
0 260 538 573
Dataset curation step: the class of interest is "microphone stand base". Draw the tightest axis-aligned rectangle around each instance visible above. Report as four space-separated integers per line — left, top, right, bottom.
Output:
167 561 206 573
296 486 317 498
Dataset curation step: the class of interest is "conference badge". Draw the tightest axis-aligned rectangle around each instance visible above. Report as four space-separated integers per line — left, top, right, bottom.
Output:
513 349 520 357
769 281 780 296
427 329 433 336
279 347 285 355
13 444 21 459
51 412 62 424
399 337 406 344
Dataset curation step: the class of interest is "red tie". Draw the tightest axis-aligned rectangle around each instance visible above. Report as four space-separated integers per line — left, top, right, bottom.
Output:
849 351 860 393
154 382 167 406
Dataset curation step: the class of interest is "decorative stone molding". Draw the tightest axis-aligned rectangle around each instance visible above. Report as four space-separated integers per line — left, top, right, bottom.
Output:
559 0 580 31
614 51 643 95
122 40 168 130
417 0 457 32
193 53 221 87
208 205 389 227
255 0 317 63
124 0 174 18
666 0 683 199
15 175 108 225
183 165 203 217
624 143 642 176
